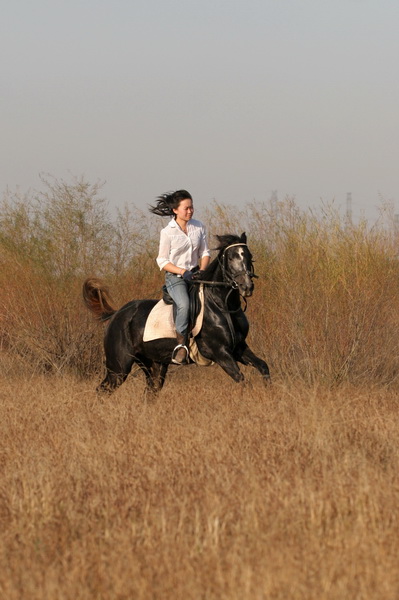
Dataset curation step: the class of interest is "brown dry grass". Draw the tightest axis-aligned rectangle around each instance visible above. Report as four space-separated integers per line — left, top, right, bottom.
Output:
1 368 399 599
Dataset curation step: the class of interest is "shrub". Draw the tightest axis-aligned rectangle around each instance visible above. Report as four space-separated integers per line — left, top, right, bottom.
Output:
2 179 399 386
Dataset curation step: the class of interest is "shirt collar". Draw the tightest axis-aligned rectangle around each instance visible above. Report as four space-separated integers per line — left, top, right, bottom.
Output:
169 218 193 228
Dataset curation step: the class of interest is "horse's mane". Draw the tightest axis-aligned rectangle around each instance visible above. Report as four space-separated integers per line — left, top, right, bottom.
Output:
200 233 246 280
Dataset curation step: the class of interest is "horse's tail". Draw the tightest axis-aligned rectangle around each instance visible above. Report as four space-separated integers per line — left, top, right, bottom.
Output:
82 277 117 322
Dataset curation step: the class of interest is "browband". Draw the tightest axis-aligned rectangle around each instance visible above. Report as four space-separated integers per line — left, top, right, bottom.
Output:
223 243 248 251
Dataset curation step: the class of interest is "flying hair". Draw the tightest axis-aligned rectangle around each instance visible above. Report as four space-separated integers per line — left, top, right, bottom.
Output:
149 190 193 217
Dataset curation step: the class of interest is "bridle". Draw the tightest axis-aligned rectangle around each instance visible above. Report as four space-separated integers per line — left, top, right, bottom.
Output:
192 242 258 312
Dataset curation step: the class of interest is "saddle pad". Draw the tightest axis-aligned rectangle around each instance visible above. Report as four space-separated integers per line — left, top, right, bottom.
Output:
143 284 205 342
143 300 175 342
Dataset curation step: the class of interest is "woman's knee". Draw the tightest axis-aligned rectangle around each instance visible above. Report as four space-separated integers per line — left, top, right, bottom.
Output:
175 296 190 313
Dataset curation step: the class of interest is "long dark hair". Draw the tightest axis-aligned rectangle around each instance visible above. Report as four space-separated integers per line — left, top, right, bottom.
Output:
149 190 193 217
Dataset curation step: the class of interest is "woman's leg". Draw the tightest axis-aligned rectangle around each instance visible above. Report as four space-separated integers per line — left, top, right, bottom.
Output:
165 273 190 364
165 273 190 336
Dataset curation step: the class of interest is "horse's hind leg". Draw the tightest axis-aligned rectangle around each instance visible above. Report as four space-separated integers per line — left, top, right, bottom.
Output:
97 356 135 394
97 371 126 394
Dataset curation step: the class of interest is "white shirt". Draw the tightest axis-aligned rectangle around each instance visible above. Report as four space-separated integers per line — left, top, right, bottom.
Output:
156 218 211 271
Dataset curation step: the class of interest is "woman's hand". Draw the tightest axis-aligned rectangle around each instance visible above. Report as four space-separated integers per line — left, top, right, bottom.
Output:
191 270 204 281
183 270 193 281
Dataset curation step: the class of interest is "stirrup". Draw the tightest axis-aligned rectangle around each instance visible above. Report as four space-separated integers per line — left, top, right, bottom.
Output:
171 344 189 365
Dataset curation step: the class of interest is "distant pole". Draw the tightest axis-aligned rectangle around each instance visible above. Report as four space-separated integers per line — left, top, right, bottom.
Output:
270 190 278 214
346 192 352 225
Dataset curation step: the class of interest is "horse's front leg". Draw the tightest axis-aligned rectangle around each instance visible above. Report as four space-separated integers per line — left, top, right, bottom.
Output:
237 345 271 383
214 349 245 383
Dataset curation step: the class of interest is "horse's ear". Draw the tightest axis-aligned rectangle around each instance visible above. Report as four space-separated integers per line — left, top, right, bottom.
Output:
240 232 247 243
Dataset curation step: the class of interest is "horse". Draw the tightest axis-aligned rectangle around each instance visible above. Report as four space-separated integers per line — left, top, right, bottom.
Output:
82 232 270 394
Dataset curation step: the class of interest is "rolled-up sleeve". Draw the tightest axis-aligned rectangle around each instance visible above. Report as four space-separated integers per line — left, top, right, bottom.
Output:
199 226 211 259
156 228 171 270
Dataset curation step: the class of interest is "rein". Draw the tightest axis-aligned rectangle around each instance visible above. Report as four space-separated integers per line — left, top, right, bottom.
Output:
191 279 232 287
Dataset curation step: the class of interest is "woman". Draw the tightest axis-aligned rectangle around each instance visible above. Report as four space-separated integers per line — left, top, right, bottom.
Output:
150 190 211 364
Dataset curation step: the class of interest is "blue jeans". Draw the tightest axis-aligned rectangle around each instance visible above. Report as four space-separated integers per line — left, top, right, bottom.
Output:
165 273 189 337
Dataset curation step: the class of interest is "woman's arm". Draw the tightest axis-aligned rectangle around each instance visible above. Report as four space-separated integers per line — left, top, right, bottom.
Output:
156 229 175 271
198 225 211 271
162 262 187 275
199 255 210 270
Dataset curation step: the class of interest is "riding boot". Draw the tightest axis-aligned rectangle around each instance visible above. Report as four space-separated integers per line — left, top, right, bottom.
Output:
172 332 189 365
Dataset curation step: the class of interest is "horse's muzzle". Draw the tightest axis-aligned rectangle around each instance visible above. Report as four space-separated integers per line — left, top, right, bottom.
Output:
242 287 254 298
237 277 254 297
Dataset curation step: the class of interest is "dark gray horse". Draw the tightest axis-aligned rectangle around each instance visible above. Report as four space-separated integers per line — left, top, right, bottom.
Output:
83 232 270 394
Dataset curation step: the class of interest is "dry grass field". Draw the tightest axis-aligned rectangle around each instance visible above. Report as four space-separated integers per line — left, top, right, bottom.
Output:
1 367 399 600
2 181 399 598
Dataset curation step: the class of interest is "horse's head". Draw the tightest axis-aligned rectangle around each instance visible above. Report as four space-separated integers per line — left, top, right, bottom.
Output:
219 232 257 297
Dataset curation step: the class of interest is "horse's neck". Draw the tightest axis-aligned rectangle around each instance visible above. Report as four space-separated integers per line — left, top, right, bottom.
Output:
206 265 239 305
211 261 224 282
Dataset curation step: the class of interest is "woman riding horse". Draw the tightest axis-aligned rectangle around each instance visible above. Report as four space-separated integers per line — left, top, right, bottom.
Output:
150 190 210 365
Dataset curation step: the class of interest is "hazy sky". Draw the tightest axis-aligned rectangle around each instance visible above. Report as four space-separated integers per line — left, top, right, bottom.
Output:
2 0 398 221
